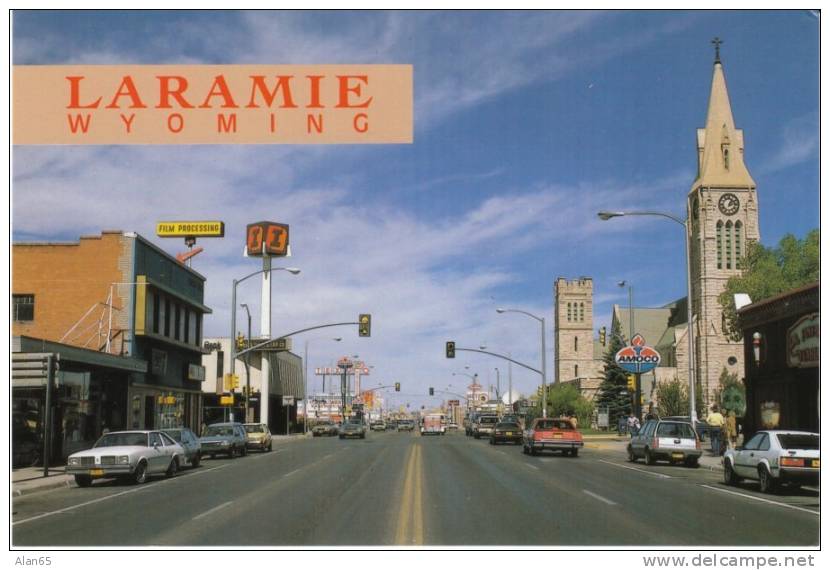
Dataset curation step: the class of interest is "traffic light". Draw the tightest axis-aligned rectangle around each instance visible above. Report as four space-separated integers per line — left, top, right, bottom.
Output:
429 387 434 396
395 382 401 392
236 332 246 351
358 314 371 337
627 374 636 391
445 341 455 358
224 373 239 391
599 326 607 346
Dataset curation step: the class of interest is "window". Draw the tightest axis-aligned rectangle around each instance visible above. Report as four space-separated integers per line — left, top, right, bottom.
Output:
149 432 163 447
716 221 724 269
188 310 197 346
567 303 572 322
195 314 202 346
574 336 578 352
12 294 34 321
579 303 584 322
216 351 225 382
725 221 733 269
743 433 765 451
574 365 578 377
723 147 730 170
178 306 185 341
734 221 743 269
757 434 770 451
152 292 160 334
184 308 190 344
174 303 181 341
162 297 170 337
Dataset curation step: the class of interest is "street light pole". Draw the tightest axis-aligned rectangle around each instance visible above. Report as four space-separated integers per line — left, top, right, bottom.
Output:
240 304 252 423
497 308 548 418
598 210 697 422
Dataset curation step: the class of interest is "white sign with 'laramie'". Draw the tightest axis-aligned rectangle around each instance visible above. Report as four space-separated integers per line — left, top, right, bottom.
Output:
13 65 413 145
787 313 819 369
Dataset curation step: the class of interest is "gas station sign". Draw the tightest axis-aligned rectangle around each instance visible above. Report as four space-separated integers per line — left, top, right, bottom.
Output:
246 221 289 257
614 334 661 374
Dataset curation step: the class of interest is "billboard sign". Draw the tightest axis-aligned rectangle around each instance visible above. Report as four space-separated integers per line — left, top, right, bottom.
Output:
614 334 661 374
787 313 819 369
156 221 224 238
246 221 289 257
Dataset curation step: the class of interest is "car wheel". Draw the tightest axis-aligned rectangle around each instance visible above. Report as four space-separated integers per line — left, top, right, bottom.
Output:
191 452 201 469
229 446 237 459
758 465 778 494
723 460 740 485
166 457 179 478
571 449 579 457
267 442 273 452
627 445 637 463
241 446 248 457
530 447 538 456
74 475 93 487
133 460 148 484
684 457 699 468
489 438 495 445
644 448 656 465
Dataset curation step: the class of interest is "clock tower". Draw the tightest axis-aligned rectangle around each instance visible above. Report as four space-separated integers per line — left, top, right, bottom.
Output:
688 42 760 404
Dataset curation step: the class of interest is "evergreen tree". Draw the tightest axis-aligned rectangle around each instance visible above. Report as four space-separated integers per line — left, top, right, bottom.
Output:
595 321 631 425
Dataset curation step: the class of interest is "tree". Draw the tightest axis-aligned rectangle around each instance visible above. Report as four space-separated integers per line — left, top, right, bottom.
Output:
655 378 687 418
544 383 594 427
720 229 820 341
714 366 746 417
595 321 631 424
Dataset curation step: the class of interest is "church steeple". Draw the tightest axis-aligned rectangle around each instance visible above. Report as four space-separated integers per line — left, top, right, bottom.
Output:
692 43 756 189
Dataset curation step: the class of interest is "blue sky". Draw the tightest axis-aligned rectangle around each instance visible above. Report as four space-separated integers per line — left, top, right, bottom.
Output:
11 10 819 409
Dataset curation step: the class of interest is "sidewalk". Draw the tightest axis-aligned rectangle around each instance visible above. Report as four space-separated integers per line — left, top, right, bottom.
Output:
585 436 724 471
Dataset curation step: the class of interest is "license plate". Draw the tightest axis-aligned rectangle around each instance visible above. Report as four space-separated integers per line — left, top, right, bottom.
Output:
671 453 684 460
812 459 820 468
89 468 104 477
506 432 513 436
553 434 562 439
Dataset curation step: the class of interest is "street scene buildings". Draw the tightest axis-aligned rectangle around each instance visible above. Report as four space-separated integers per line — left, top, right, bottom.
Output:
9 10 819 553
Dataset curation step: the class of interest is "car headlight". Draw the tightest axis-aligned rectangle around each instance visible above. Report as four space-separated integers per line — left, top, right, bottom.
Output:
118 455 130 465
68 457 80 466
221 441 230 446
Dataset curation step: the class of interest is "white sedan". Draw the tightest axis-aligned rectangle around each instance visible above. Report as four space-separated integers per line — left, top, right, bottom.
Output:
723 430 819 493
66 430 185 487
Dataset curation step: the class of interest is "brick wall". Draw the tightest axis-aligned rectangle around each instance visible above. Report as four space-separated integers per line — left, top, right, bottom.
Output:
12 231 133 351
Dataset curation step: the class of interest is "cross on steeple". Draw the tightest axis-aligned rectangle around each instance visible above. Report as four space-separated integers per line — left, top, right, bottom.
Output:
712 37 723 64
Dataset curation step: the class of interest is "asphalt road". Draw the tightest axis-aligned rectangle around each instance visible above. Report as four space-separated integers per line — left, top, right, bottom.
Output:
12 431 820 547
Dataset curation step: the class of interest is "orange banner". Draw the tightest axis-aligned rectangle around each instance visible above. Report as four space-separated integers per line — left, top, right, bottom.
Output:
13 65 413 145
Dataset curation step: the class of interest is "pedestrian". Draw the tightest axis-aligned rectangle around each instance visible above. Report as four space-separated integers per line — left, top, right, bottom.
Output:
706 405 725 456
626 413 639 435
725 410 738 450
568 413 578 430
200 422 207 437
617 415 627 435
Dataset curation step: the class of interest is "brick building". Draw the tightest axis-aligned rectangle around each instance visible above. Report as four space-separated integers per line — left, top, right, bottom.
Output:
12 231 211 463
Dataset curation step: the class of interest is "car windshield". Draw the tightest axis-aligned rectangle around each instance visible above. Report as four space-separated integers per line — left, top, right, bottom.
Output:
204 426 235 437
480 417 498 424
656 422 695 438
243 425 265 433
94 432 148 448
163 430 183 442
536 420 571 430
496 422 519 429
776 434 819 450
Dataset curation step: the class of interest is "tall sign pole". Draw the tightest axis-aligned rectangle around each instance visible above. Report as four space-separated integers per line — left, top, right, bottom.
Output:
260 255 272 428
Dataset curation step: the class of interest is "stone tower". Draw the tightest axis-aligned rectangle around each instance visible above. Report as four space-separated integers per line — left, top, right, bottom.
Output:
554 277 597 383
688 46 759 403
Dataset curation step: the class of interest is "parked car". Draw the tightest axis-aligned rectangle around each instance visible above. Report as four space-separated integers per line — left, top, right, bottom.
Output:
490 421 523 445
447 422 459 430
723 430 819 493
386 420 398 431
397 420 415 432
199 422 248 458
312 420 339 437
473 415 499 439
661 415 716 442
243 423 273 452
523 418 583 456
66 430 185 487
339 419 366 439
627 419 702 467
161 427 202 468
370 421 386 432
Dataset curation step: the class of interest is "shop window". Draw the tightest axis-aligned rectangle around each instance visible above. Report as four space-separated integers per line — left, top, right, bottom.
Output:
13 294 35 321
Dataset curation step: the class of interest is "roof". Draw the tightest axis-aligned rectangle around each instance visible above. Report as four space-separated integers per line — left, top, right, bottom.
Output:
692 61 756 189
612 305 674 347
737 282 820 315
13 335 148 373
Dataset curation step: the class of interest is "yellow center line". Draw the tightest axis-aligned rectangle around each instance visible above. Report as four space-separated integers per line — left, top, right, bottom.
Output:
394 442 424 545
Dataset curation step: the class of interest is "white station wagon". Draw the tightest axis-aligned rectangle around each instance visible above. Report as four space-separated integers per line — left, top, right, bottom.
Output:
66 430 185 487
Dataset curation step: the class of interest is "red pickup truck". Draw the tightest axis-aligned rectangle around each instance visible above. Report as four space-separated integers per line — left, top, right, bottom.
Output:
523 418 583 456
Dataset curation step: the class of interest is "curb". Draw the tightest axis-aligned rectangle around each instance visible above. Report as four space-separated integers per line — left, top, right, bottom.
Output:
13 477 75 497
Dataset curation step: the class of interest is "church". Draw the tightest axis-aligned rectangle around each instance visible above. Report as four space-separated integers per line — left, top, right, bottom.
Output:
554 44 759 413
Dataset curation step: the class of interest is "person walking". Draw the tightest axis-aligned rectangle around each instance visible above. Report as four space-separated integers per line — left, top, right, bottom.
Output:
706 405 725 456
725 410 738 450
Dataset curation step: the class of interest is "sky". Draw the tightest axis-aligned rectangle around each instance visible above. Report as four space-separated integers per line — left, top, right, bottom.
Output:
11 10 820 411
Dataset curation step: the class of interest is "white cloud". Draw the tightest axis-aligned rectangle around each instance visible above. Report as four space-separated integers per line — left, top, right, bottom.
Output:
761 112 819 173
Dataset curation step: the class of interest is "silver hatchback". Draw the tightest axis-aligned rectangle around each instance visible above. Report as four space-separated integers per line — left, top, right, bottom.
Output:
627 419 702 467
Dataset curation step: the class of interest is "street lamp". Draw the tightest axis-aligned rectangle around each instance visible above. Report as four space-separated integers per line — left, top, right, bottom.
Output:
303 336 342 434
497 308 547 418
240 303 253 423
597 210 697 422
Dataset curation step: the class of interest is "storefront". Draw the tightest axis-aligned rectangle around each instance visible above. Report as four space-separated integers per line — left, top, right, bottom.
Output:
12 336 147 467
739 282 819 438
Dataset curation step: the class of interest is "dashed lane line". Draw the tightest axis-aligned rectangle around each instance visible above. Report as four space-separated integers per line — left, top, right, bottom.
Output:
582 490 617 506
192 501 233 521
597 459 672 479
700 485 820 516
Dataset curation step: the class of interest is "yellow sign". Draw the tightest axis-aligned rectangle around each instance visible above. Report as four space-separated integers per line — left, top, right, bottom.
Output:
156 221 225 238
220 395 235 406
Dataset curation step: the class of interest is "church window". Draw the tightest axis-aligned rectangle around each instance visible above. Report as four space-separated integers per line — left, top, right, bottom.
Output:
723 147 730 170
567 303 572 322
725 221 733 269
574 365 579 378
734 221 743 269
579 303 584 321
716 221 723 269
574 336 578 352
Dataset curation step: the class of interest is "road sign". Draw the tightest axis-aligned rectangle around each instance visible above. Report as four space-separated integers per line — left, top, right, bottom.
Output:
247 337 292 352
246 221 289 257
282 396 295 407
614 334 661 374
448 400 460 406
220 395 234 405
